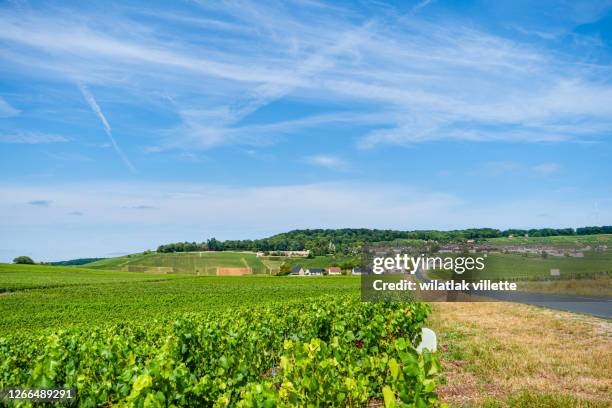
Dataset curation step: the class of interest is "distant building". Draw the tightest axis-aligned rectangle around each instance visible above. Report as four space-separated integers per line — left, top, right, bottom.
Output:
288 266 305 276
352 267 366 275
307 268 324 276
327 267 342 275
257 250 310 257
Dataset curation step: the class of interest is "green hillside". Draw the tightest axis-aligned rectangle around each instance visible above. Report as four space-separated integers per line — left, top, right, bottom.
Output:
83 234 612 277
85 251 360 275
85 251 269 275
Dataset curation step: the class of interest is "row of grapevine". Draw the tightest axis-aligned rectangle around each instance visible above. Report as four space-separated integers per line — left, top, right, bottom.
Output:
0 296 441 407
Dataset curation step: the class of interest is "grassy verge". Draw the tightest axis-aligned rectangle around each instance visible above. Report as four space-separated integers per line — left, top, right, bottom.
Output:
429 302 611 407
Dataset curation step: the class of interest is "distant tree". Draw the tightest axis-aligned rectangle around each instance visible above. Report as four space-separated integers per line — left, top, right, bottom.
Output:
339 259 361 270
278 262 292 276
207 238 223 251
50 258 105 266
13 256 34 264
153 225 612 256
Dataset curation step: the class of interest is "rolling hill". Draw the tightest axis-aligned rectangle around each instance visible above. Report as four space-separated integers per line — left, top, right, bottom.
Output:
85 251 269 275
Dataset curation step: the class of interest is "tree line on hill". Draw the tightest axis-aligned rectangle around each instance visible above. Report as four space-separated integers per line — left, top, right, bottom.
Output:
156 226 612 256
50 258 106 266
10 256 107 266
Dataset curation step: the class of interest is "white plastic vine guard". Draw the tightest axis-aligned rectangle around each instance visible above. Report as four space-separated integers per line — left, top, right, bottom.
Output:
416 327 437 353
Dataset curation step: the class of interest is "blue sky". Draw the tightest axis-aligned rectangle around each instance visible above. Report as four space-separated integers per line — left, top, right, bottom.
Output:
1 0 612 261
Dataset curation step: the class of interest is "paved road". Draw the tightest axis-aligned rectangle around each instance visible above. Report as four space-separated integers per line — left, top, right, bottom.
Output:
414 267 612 319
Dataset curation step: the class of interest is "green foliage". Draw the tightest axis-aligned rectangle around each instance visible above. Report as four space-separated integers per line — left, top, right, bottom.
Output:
0 263 185 293
154 226 612 256
278 262 292 276
0 297 440 407
49 258 106 266
0 264 360 335
12 256 34 264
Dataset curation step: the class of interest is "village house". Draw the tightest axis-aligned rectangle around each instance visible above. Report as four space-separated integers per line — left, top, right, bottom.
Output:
327 267 342 275
288 266 305 276
307 268 324 276
257 250 310 257
351 267 366 275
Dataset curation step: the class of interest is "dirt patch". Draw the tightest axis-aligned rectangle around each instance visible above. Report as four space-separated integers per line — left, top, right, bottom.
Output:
216 267 252 276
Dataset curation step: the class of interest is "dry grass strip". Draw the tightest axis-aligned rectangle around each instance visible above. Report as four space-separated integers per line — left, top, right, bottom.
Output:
429 302 611 407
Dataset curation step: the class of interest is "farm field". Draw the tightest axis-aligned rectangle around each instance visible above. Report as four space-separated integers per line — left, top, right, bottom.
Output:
478 251 612 280
1 260 611 406
428 251 612 282
0 263 187 292
0 264 440 407
0 264 359 336
85 251 360 275
85 251 269 275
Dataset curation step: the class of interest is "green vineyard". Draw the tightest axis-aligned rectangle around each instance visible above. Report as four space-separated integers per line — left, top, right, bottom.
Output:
0 296 439 407
85 252 270 275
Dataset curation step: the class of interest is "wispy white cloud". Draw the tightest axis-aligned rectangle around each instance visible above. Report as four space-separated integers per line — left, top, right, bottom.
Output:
512 25 562 40
482 161 522 176
0 96 19 117
0 2 611 152
1 181 609 261
305 154 349 171
477 161 562 177
412 0 435 14
78 84 136 172
0 132 68 144
123 205 155 210
45 152 94 162
0 181 461 230
27 199 52 207
532 163 561 174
